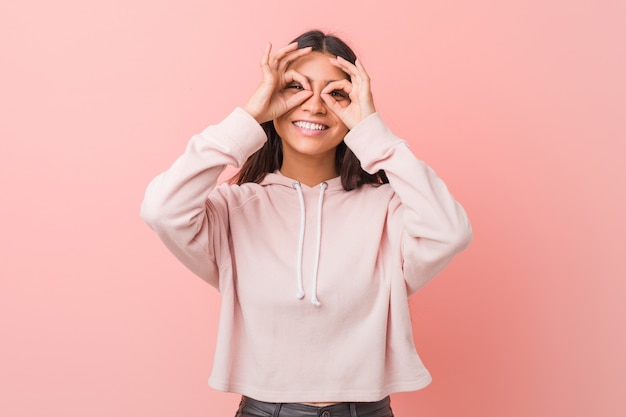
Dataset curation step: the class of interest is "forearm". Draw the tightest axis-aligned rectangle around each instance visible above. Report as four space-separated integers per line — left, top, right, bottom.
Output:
345 113 472 291
140 108 267 281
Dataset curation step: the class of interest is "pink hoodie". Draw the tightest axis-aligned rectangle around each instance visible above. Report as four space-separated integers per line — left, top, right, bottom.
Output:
141 108 472 402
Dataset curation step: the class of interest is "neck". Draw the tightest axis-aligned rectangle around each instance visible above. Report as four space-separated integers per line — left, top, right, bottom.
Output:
280 152 338 187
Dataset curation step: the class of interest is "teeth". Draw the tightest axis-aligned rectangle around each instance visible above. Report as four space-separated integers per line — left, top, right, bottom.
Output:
294 121 327 131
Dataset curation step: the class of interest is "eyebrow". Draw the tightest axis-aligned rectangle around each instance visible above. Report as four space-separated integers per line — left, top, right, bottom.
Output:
300 74 350 85
300 75 338 86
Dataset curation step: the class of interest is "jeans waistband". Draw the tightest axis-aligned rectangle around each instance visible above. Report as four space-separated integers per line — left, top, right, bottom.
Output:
238 395 392 417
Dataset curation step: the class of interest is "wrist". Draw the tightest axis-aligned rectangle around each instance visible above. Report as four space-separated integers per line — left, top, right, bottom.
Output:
241 105 263 124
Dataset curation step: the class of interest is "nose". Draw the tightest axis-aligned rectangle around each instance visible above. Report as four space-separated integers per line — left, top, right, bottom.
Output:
301 90 327 114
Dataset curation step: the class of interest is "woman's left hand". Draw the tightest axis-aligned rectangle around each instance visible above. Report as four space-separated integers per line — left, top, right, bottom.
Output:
321 57 376 130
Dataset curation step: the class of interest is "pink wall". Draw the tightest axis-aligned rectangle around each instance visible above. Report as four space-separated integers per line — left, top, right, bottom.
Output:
1 1 624 416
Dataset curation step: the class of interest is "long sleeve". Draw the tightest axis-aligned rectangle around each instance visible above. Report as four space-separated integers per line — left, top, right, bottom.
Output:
140 108 267 287
344 113 472 294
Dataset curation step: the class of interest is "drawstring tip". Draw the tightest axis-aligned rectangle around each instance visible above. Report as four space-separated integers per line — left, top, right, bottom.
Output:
296 291 305 299
311 297 321 307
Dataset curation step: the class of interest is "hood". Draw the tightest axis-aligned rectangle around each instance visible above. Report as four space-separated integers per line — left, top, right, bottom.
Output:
259 171 344 191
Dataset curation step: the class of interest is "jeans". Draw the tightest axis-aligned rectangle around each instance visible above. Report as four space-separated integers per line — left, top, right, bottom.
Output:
234 396 394 417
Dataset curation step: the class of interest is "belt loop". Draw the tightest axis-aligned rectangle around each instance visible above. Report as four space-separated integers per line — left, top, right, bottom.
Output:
350 402 357 417
272 402 282 417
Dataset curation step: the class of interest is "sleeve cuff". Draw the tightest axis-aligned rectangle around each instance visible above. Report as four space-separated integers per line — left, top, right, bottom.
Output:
343 113 408 174
205 107 268 167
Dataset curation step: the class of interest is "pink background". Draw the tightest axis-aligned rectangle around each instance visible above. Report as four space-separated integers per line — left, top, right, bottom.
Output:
1 1 624 416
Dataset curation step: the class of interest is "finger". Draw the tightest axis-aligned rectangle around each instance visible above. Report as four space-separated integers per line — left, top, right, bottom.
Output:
329 58 373 102
321 79 353 96
271 42 310 70
284 90 313 111
283 70 311 90
260 42 272 66
329 56 359 79
321 79 353 105
354 59 370 80
270 41 298 63
323 80 354 109
277 46 313 73
328 57 364 95
321 80 355 107
320 93 346 118
260 43 273 77
354 59 371 90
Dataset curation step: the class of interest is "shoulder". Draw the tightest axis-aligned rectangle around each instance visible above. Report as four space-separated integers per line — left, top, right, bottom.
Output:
359 182 395 199
341 183 398 211
355 183 405 217
210 182 265 209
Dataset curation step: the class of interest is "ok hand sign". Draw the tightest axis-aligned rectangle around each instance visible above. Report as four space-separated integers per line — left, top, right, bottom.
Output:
243 42 314 124
321 57 376 130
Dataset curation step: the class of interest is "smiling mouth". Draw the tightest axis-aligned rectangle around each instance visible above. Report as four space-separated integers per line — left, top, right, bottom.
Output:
293 121 329 131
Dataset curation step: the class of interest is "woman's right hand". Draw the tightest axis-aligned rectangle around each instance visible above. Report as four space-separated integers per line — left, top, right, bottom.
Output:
243 42 314 124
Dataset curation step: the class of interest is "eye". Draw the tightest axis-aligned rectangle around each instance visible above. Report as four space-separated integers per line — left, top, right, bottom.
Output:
330 90 348 100
286 83 304 90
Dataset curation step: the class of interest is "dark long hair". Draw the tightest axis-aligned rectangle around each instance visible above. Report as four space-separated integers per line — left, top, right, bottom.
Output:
232 29 388 190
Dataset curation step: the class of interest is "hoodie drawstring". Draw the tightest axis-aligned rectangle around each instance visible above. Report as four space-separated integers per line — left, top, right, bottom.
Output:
310 182 328 306
293 181 328 307
293 182 306 300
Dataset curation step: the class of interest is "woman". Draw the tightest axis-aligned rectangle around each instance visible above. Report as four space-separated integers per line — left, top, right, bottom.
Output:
141 30 472 417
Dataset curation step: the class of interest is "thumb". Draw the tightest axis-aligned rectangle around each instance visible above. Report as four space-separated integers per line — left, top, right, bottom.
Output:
283 90 313 112
321 93 346 118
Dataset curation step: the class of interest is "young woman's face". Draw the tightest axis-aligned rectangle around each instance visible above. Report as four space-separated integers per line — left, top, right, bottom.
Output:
274 52 351 165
